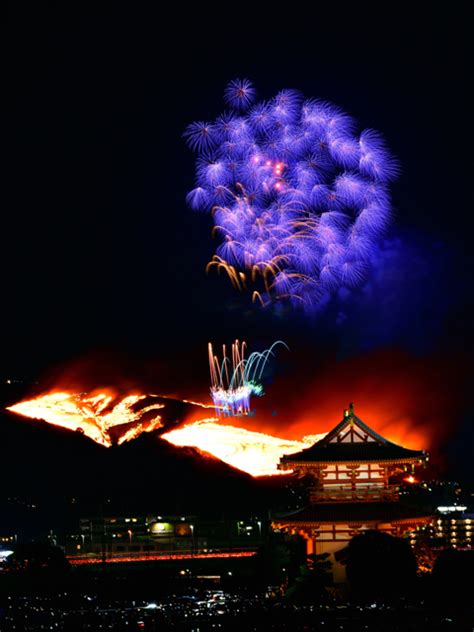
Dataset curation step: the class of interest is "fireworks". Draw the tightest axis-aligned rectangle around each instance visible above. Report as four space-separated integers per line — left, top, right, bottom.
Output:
208 339 288 416
185 79 398 310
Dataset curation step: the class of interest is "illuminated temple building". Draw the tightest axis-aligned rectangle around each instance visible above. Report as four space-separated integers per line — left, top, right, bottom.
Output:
274 404 432 581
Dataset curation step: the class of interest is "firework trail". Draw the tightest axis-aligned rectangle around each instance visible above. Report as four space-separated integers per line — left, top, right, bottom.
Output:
185 79 398 311
208 339 288 416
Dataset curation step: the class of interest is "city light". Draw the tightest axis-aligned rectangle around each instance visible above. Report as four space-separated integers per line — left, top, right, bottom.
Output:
68 550 257 565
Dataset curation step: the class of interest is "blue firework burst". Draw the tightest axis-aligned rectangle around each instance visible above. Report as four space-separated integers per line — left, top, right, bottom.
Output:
185 80 399 311
224 79 256 112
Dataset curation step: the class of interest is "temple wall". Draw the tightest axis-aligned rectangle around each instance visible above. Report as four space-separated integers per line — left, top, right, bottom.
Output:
301 521 414 583
315 463 387 500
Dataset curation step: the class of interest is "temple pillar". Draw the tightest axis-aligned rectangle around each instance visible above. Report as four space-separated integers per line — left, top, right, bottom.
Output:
298 529 315 556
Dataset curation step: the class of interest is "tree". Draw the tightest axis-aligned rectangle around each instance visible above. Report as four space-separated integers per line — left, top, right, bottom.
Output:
257 540 291 586
346 530 417 602
5 542 70 575
255 531 306 591
286 553 333 604
431 549 474 609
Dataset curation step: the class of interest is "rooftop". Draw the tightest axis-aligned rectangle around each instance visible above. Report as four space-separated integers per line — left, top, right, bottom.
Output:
280 403 427 467
273 502 433 525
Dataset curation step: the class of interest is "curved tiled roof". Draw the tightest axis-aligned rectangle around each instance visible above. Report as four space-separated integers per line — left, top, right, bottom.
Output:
280 405 427 466
281 441 426 464
273 502 433 524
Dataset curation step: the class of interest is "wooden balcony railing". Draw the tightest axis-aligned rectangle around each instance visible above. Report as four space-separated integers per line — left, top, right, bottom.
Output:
310 485 399 503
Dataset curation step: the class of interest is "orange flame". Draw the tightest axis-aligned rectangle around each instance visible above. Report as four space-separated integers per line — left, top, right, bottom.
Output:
162 420 325 476
7 391 166 447
7 391 325 476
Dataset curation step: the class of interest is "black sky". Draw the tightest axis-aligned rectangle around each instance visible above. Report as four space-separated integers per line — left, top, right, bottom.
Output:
3 6 472 415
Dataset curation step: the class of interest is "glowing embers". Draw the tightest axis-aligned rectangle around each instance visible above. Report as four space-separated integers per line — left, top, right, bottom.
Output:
7 391 168 447
162 420 325 477
208 339 287 416
69 550 257 565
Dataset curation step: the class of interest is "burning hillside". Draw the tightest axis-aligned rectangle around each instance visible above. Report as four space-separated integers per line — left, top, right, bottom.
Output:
162 421 324 476
7 390 324 476
7 391 214 448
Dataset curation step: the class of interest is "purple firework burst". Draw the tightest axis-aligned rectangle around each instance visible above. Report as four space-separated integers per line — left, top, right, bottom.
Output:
224 78 256 111
185 79 399 310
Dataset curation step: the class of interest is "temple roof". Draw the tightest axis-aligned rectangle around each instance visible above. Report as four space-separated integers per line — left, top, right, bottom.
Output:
280 403 427 467
273 502 433 525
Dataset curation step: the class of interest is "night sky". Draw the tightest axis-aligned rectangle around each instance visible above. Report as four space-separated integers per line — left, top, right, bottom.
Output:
3 6 472 485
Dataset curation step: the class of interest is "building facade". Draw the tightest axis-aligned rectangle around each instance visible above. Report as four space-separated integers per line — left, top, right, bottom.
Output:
273 404 432 581
64 515 265 560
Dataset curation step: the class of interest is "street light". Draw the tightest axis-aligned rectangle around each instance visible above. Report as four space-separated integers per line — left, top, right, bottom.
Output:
190 524 195 554
257 521 262 538
127 529 133 546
